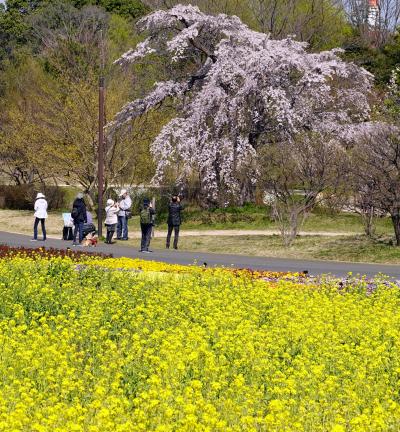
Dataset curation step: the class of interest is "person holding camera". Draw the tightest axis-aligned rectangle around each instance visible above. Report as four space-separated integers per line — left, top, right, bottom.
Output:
139 198 155 253
166 195 183 250
117 189 132 240
105 199 119 244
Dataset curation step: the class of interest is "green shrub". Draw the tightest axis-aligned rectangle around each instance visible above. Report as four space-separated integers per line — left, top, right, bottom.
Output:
0 185 66 210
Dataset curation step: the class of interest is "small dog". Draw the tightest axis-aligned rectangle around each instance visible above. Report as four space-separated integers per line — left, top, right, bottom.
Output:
82 233 98 247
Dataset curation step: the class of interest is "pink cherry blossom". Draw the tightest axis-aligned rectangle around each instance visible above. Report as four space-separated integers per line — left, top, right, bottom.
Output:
110 5 374 204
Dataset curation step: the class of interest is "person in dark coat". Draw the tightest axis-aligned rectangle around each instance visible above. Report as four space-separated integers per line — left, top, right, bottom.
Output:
139 198 155 252
71 192 87 246
166 195 183 250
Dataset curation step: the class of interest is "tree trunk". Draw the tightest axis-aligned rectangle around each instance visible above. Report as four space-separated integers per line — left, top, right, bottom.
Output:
288 210 299 246
275 211 290 247
275 206 299 247
85 185 96 211
391 213 400 246
238 180 256 206
362 207 376 238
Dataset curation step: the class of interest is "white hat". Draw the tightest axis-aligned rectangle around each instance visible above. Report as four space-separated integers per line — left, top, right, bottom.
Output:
119 189 127 197
36 192 45 199
106 198 114 206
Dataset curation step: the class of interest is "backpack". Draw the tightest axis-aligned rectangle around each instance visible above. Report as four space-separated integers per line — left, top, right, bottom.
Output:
140 207 151 224
71 207 79 219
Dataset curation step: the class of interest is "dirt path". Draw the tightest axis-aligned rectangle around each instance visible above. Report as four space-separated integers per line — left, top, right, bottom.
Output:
152 229 353 238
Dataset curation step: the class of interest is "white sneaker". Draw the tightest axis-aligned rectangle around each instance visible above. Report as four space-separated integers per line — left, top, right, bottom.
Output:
30 239 38 242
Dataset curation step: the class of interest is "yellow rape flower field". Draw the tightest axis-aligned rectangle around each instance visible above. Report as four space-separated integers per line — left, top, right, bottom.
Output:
1 253 400 431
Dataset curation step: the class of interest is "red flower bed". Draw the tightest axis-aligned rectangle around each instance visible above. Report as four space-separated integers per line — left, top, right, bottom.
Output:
0 245 112 260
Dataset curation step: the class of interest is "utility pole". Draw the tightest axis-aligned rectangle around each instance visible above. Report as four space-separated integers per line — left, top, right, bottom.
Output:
97 29 105 237
151 196 156 238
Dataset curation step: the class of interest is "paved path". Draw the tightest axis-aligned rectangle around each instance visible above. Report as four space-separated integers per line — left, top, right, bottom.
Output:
0 231 399 278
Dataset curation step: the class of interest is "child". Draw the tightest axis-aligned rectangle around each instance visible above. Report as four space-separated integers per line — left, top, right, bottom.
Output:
105 199 119 244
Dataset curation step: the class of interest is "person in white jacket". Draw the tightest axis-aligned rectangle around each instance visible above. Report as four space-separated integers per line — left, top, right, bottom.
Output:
105 199 119 244
117 189 132 240
31 192 48 241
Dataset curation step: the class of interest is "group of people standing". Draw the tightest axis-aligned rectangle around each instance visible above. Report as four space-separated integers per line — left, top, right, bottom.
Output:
31 189 183 252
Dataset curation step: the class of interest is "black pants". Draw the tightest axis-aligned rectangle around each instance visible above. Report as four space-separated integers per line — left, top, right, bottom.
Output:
140 223 153 251
105 223 116 243
166 225 180 248
34 217 46 240
63 226 73 240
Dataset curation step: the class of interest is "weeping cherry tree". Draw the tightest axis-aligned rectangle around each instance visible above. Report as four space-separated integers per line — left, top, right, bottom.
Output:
108 4 374 206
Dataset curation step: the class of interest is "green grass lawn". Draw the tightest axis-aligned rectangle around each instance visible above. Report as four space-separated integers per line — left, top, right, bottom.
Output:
154 205 393 234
